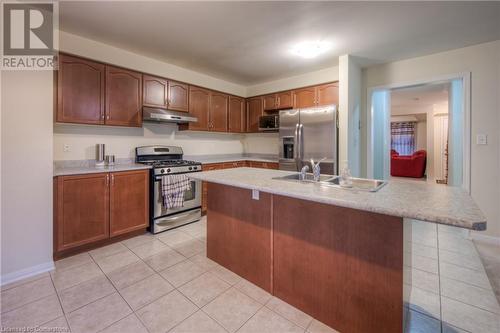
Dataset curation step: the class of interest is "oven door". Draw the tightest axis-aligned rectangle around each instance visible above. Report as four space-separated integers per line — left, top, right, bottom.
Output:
153 175 201 218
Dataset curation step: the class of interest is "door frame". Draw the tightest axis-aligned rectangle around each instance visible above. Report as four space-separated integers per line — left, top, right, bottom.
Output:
366 72 471 193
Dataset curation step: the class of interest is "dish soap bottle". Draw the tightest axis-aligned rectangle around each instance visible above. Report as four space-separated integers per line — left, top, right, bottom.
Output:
339 163 353 188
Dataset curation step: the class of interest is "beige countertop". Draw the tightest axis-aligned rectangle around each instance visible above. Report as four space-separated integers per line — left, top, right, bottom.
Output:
188 167 486 230
184 154 278 164
53 160 151 176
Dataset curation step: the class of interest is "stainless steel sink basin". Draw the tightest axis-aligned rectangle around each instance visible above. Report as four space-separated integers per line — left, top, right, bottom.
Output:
273 173 387 192
273 173 335 182
322 177 387 192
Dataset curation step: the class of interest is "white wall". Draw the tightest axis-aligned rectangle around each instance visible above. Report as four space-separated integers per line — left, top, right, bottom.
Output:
246 65 339 97
242 133 279 155
362 40 500 238
339 55 362 175
54 124 245 160
1 71 54 284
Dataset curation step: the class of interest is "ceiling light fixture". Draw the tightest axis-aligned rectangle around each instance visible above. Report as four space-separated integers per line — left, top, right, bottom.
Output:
290 41 332 59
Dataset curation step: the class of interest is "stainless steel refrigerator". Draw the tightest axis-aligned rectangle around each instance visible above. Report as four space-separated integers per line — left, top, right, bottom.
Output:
279 105 338 175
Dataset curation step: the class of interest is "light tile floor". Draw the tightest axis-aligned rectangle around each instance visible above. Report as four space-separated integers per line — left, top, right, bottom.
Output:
1 217 499 333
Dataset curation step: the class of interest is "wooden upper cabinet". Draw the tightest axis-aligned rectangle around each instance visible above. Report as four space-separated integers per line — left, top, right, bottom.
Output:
263 94 277 111
168 81 189 112
317 82 339 106
55 173 109 252
276 91 293 109
246 97 263 132
210 93 228 132
293 87 317 108
228 96 245 133
106 66 143 127
109 170 149 237
186 86 210 131
143 75 168 109
57 54 105 124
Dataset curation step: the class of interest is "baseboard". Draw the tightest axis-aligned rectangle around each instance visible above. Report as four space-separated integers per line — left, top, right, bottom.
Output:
471 232 500 245
1 261 55 287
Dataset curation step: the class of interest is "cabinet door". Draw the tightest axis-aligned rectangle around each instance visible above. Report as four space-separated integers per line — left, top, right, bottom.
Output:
293 87 316 108
276 91 293 109
187 86 210 131
57 54 105 124
143 75 168 109
228 96 245 133
109 170 149 237
210 92 229 132
106 66 143 127
168 80 189 112
263 94 277 111
317 82 339 106
55 173 109 252
246 97 263 132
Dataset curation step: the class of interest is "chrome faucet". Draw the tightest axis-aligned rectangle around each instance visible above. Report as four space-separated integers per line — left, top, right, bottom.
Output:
311 158 326 182
300 165 309 181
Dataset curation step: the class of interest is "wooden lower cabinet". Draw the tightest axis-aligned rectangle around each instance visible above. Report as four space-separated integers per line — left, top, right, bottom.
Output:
54 173 109 252
54 170 149 256
110 170 149 237
248 161 279 169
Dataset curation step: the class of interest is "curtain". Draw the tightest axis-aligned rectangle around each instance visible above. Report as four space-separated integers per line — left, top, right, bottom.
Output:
391 122 416 156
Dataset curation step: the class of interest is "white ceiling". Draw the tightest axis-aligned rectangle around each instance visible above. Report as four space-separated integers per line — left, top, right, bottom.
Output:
59 1 500 85
391 83 449 113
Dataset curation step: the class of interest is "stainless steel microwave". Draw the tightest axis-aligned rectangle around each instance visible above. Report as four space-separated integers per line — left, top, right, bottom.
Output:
258 114 279 132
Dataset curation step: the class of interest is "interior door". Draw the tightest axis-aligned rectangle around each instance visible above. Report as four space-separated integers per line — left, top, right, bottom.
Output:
279 109 300 171
300 106 337 175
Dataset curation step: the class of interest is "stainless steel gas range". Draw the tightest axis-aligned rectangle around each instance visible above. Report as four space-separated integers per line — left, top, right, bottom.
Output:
136 145 202 234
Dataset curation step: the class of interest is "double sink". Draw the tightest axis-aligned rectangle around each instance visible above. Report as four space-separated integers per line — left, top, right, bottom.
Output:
274 173 387 192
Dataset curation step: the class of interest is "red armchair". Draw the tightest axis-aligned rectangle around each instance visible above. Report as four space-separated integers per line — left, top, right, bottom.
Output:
391 150 427 178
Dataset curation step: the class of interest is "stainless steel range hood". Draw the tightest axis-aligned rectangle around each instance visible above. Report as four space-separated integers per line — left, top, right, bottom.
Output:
143 107 198 124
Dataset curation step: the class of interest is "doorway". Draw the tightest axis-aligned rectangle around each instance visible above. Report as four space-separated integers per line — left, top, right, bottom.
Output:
367 73 470 191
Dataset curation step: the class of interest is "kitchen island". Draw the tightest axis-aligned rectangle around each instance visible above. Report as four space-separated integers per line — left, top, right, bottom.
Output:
189 168 486 333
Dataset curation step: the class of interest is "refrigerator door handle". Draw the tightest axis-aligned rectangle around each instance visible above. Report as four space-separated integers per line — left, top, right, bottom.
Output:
298 123 304 160
294 123 299 160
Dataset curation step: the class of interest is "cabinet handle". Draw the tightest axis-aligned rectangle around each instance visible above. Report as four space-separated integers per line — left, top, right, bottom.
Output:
106 115 110 120
111 174 115 186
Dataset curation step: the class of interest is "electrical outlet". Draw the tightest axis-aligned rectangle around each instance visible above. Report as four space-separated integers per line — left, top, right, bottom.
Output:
63 144 71 152
476 134 487 145
252 189 259 200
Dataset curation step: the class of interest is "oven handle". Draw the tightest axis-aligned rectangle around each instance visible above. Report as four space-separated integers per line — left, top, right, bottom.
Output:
155 209 201 226
154 175 200 182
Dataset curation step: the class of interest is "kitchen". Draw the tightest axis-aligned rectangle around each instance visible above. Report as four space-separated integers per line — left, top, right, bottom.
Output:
2 2 500 333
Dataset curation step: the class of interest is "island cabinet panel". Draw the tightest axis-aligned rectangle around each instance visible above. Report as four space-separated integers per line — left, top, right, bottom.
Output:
109 170 149 237
228 96 246 133
143 75 168 109
57 54 105 124
168 80 189 112
105 66 143 127
55 173 109 252
206 183 272 292
273 195 404 333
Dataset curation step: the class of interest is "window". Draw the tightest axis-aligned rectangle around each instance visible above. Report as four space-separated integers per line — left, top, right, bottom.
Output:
391 122 416 156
